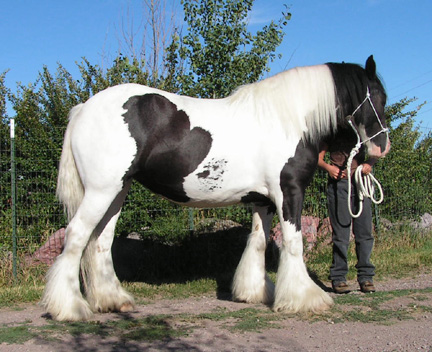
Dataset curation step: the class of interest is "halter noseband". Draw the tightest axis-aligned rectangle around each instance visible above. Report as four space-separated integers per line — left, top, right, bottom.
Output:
347 86 389 150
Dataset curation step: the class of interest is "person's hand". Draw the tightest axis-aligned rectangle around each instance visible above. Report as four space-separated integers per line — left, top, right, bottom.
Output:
361 163 372 175
328 165 346 180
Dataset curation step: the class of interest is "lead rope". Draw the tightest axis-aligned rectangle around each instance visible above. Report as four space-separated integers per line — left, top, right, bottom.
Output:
346 148 385 218
345 87 387 218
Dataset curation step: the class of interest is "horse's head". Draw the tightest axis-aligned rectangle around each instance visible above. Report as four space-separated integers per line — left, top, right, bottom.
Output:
351 56 390 158
329 56 391 159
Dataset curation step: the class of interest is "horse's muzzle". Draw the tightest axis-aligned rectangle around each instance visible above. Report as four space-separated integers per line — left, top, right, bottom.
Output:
369 139 390 158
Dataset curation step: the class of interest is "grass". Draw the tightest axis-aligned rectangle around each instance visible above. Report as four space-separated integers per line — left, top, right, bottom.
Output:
372 229 432 278
0 315 190 345
0 324 38 344
0 278 218 309
183 307 285 333
0 257 46 307
306 227 432 282
323 287 432 324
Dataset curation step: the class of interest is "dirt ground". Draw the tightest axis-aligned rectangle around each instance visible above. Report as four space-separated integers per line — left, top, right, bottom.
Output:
1 274 432 352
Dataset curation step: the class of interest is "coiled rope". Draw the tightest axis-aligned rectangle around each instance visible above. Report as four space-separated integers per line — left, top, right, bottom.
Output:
346 144 384 218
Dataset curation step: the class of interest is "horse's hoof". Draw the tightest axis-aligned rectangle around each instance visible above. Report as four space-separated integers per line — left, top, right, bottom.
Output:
119 302 134 312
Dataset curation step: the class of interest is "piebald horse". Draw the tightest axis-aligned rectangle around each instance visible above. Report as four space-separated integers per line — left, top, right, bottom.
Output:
41 56 390 321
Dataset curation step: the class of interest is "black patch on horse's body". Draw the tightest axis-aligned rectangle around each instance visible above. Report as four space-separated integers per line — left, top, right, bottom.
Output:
197 170 210 178
279 141 319 231
195 158 228 192
122 93 212 203
241 192 276 214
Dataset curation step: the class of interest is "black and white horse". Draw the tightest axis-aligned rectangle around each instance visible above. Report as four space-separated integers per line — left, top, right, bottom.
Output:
41 56 390 321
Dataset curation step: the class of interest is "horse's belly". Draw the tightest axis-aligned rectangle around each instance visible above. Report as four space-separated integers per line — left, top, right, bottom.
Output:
181 156 266 207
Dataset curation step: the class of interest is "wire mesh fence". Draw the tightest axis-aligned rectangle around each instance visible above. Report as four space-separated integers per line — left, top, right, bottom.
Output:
1 122 431 279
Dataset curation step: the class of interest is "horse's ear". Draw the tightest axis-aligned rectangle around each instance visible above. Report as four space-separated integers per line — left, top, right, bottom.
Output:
365 55 376 79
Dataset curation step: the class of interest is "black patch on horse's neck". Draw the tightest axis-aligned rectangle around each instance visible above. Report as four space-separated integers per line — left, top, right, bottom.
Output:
279 141 319 231
122 93 212 203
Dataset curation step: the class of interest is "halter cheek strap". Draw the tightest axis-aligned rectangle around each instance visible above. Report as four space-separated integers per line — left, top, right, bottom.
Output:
347 86 389 151
345 87 388 218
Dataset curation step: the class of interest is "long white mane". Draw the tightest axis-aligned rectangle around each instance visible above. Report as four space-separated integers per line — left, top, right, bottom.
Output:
227 65 338 142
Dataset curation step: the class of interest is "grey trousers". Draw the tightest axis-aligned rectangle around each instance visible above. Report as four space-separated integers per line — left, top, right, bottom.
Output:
327 178 375 284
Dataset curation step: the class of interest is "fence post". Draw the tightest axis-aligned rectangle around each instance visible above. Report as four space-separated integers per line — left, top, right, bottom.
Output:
10 118 17 281
188 208 194 233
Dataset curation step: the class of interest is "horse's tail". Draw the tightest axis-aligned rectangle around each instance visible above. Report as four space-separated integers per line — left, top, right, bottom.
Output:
57 104 85 221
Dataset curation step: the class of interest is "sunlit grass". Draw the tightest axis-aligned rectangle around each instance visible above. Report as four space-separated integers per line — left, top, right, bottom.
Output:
306 228 432 282
372 229 432 279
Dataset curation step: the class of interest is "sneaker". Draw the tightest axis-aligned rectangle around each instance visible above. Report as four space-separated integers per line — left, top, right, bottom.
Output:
359 281 376 293
332 281 350 294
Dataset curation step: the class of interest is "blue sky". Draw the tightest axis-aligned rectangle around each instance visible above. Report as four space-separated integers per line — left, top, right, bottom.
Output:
2 0 431 130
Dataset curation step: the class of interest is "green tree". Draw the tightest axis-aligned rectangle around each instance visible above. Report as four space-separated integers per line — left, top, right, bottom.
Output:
169 0 291 98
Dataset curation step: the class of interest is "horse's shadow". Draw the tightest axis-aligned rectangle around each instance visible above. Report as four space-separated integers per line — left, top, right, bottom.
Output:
111 227 330 299
112 227 272 299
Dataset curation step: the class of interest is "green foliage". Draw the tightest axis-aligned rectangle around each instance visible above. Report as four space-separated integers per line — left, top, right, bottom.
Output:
303 169 328 218
374 98 432 221
0 71 9 119
1 72 12 249
3 67 81 251
197 206 253 228
116 181 188 241
170 0 291 97
76 56 152 95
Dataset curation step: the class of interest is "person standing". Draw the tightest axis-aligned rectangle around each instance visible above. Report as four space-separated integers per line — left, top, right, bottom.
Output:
318 129 377 294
